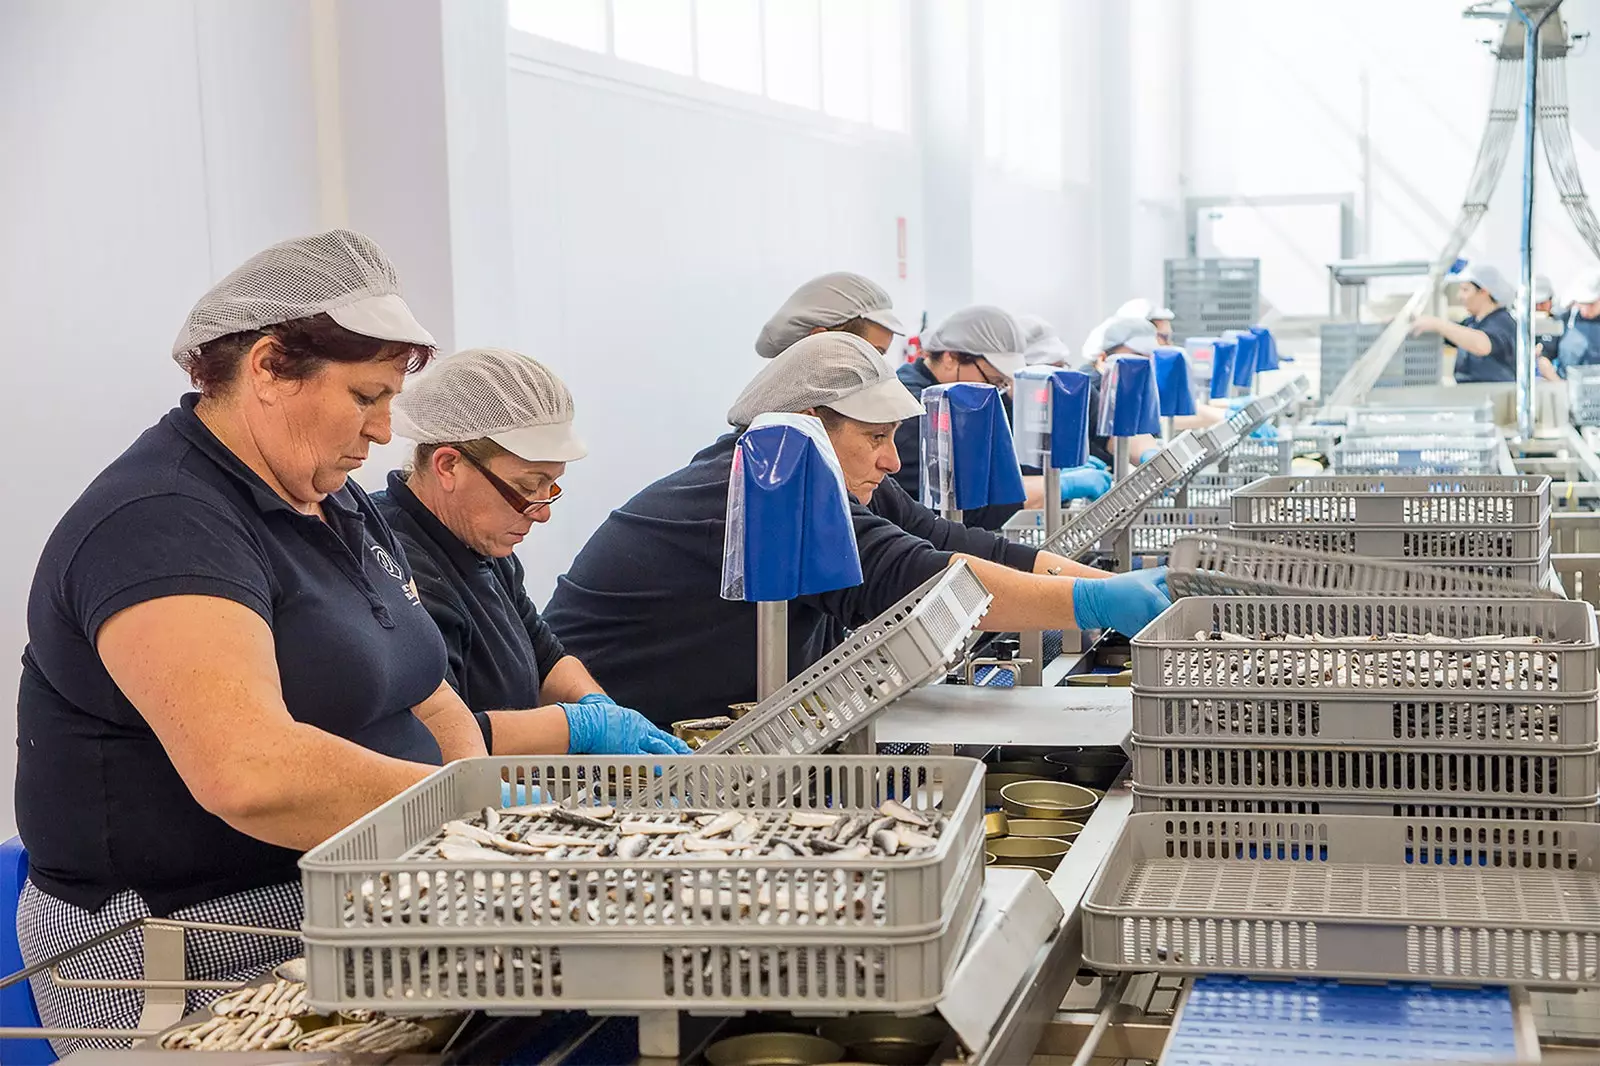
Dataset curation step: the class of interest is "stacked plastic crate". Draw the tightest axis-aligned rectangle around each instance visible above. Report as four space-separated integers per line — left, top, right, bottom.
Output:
1332 405 1504 475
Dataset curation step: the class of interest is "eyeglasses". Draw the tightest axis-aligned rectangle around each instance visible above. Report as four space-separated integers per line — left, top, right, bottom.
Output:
454 446 563 516
955 352 1011 390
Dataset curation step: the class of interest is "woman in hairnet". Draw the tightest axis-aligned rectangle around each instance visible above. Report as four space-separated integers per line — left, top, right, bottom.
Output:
12 232 658 1052
755 271 907 358
373 348 688 756
543 333 1169 726
1115 297 1177 347
1016 314 1113 504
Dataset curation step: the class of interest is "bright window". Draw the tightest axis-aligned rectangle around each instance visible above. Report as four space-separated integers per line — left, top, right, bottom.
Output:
510 0 906 132
981 0 1063 187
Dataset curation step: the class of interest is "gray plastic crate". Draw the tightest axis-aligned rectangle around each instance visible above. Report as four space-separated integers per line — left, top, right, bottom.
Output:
1332 433 1504 476
1129 739 1600 804
1131 596 1599 698
1166 259 1260 339
1083 813 1600 986
1129 787 1600 823
1232 474 1551 529
300 755 986 1014
1221 437 1293 477
1127 507 1229 556
703 562 992 756
1167 534 1559 601
1320 323 1443 396
1346 404 1495 430
1040 432 1210 560
1154 472 1261 510
1131 688 1599 748
1569 367 1600 426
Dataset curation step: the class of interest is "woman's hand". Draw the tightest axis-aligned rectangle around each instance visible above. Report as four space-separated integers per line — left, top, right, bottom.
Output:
562 695 691 755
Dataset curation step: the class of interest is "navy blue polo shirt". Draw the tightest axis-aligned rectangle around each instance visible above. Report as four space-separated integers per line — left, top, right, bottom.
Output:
542 434 1038 726
890 360 1024 531
372 472 569 748
1453 306 1518 383
17 394 448 916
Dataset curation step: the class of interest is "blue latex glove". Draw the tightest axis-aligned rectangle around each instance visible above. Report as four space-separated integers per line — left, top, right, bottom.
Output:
1072 567 1171 636
1226 395 1258 411
1084 455 1109 471
1249 422 1279 441
1138 446 1162 464
563 694 691 755
1060 465 1113 502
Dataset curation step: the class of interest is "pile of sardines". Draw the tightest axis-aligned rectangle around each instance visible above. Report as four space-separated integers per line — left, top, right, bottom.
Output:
345 800 946 929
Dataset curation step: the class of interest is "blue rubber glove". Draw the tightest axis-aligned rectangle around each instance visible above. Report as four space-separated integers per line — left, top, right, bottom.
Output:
1226 395 1258 411
563 694 692 755
1060 465 1113 502
1249 422 1279 441
1071 567 1171 636
1138 446 1162 464
1084 455 1109 471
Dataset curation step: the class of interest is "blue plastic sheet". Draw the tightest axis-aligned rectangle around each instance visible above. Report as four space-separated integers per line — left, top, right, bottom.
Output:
725 419 862 602
1231 332 1258 389
1250 325 1279 370
919 383 1027 511
1209 339 1237 400
1098 356 1161 437
1152 347 1197 417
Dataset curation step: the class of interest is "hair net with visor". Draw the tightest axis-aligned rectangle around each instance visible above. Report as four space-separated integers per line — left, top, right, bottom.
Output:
1116 297 1176 323
391 347 587 462
729 333 923 427
1092 316 1159 357
1452 262 1512 305
171 229 435 363
1018 314 1072 366
921 305 1028 376
755 272 906 359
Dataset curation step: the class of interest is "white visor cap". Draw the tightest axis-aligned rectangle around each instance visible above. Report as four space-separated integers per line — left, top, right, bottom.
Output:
729 332 923 426
391 347 587 462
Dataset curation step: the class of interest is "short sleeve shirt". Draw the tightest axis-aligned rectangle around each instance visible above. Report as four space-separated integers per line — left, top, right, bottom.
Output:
17 395 448 916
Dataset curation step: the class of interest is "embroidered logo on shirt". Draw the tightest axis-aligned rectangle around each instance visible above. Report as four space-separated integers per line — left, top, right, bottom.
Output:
370 545 423 606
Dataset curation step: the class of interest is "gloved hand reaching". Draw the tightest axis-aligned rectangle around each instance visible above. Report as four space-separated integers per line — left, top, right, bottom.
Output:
1060 465 1113 502
1249 421 1278 441
1071 567 1171 636
1138 446 1163 464
1226 395 1258 411
1084 455 1109 471
563 693 691 755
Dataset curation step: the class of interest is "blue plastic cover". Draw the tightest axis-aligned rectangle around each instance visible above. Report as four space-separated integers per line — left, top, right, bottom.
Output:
1250 325 1279 370
1209 339 1237 399
0 837 53 1065
1048 369 1093 468
1097 355 1162 437
919 383 1027 512
1231 332 1258 388
1152 347 1197 417
721 415 862 602
1011 368 1093 471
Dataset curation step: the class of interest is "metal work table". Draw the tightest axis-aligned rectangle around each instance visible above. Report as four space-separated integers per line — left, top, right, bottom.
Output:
873 684 1131 748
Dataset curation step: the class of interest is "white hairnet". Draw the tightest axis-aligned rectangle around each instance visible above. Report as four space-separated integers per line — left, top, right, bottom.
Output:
1092 316 1158 357
1115 297 1175 322
729 333 923 426
392 347 587 462
755 272 905 359
921 305 1027 375
1520 274 1555 307
172 229 434 361
1570 267 1600 306
1453 262 1512 304
1018 314 1072 366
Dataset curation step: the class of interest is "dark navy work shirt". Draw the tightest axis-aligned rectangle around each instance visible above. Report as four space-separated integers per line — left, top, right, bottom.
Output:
1453 306 1518 383
17 395 448 916
373 472 569 750
543 434 1038 726
890 360 1024 531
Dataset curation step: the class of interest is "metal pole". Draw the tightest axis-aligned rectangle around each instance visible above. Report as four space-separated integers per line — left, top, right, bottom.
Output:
1509 1 1563 439
755 600 787 699
1043 467 1063 537
1161 415 1175 441
1113 437 1132 482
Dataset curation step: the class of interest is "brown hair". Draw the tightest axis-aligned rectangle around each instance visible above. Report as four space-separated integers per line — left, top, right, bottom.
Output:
177 312 434 396
408 438 512 478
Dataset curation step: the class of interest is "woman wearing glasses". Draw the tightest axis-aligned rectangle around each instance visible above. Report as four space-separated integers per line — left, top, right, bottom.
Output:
375 348 687 757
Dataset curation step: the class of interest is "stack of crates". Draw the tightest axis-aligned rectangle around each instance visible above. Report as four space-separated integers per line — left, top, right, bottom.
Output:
1128 472 1600 824
1319 322 1443 397
1164 258 1259 341
1332 404 1503 475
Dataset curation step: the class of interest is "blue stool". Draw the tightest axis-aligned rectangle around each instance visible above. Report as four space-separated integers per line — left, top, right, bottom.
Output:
0 838 55 1064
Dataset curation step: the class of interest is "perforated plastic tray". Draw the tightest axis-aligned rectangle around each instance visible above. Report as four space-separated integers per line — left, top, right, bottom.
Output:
1126 507 1229 556
1129 787 1600 823
1131 595 1599 698
1346 404 1495 431
1129 739 1600 805
703 561 992 756
1222 437 1293 476
1154 472 1261 510
1040 432 1210 559
1167 533 1559 601
1569 366 1600 426
1332 433 1504 476
300 755 986 1013
1083 813 1600 986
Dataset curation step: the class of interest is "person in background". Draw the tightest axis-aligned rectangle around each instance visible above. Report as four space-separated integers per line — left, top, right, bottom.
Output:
1116 297 1177 346
755 271 906 359
543 334 1161 726
374 348 688 757
1531 274 1565 380
1016 314 1111 505
1019 314 1073 368
1546 268 1600 378
1413 262 1517 383
891 305 1028 530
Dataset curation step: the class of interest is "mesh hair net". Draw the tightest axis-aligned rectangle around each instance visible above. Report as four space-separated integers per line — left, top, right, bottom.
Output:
921 305 1025 357
172 229 422 360
755 272 899 358
392 348 575 442
1019 314 1071 365
730 333 897 425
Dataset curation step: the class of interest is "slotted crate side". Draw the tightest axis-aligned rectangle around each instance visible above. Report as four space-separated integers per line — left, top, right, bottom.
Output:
1130 688 1599 748
703 562 992 756
1129 787 1600 822
1332 434 1504 476
1220 438 1292 476
1229 524 1548 564
306 839 987 1015
1083 813 1600 986
1569 367 1600 425
1167 533 1557 601
1129 740 1600 800
1231 474 1551 528
1041 433 1209 559
1154 473 1261 510
1127 508 1229 555
1130 595 1599 698
1320 324 1442 394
